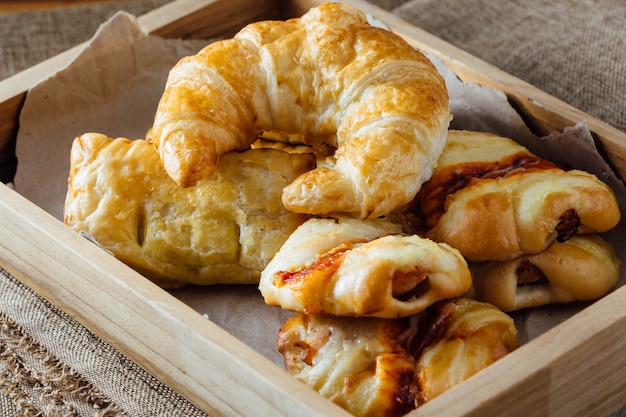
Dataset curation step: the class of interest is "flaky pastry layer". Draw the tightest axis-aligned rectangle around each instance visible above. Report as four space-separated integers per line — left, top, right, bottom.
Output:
259 216 471 318
278 298 518 417
468 235 621 311
398 130 621 261
151 2 451 219
64 133 314 287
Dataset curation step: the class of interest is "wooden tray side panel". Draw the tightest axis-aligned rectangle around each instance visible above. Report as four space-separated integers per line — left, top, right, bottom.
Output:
0 45 85 184
0 182 351 417
1 0 625 415
141 0 282 40
0 94 20 183
410 285 626 417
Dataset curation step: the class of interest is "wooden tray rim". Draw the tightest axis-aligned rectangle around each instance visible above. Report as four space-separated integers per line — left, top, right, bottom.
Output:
0 0 625 416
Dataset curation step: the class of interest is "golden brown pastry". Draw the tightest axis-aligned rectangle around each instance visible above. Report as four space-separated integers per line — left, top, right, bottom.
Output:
397 130 621 262
467 235 621 312
259 217 471 318
64 133 314 288
151 2 451 219
277 298 518 417
413 298 519 404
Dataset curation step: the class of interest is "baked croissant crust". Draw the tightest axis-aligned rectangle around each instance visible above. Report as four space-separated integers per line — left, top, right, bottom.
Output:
64 133 314 288
259 217 471 318
467 235 621 312
151 2 451 219
396 130 621 261
277 298 518 417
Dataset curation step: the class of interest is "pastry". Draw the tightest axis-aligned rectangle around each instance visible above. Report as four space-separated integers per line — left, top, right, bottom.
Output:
277 298 518 416
467 235 621 311
259 217 471 318
64 133 314 288
151 2 451 219
413 298 519 404
398 130 621 261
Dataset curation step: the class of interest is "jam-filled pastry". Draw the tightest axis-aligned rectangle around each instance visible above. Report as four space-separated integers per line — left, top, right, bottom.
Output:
397 130 620 262
151 2 451 219
277 298 518 417
64 133 314 288
467 235 621 312
259 217 471 318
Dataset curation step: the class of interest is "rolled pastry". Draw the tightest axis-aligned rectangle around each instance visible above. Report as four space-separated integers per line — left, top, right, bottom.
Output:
468 235 621 312
414 298 519 404
398 130 621 261
259 217 471 318
151 2 451 219
64 133 314 288
277 298 518 416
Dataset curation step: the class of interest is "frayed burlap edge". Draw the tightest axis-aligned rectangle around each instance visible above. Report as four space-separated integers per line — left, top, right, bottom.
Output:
0 312 125 417
0 266 209 417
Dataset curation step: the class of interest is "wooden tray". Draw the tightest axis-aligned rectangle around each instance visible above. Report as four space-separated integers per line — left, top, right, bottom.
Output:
1 0 625 416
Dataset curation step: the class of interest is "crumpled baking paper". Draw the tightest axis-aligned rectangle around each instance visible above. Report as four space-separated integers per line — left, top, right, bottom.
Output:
13 11 626 365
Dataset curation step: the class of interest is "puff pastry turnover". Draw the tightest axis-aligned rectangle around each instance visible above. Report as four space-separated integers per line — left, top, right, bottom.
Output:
397 130 621 261
277 298 518 417
151 2 451 219
468 235 621 312
259 217 471 318
64 133 314 288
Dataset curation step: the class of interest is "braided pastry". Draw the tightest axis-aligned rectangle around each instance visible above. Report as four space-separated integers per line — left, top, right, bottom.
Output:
151 3 451 219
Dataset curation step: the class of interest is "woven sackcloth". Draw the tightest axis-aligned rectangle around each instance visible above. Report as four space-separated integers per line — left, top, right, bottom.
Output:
383 0 626 134
0 267 208 417
1 0 625 416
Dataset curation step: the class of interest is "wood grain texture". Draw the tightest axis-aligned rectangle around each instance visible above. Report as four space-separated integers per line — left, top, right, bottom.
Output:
0 182 350 416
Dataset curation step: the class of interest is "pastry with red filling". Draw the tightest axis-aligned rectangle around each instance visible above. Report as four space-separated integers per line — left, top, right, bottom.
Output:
397 130 621 262
259 216 471 318
278 298 518 417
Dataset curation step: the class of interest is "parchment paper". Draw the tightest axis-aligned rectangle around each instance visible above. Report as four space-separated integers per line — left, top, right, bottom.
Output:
13 11 626 366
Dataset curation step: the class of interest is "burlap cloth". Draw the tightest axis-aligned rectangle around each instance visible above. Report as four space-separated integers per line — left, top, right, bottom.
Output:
0 0 625 415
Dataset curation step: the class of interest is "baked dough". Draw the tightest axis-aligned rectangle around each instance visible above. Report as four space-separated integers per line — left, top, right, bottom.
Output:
398 130 621 261
277 298 518 416
259 217 471 318
467 235 621 312
414 298 519 404
151 2 451 219
64 133 314 288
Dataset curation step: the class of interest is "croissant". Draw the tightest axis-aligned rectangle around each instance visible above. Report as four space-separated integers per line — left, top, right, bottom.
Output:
151 2 451 219
64 133 314 288
259 216 471 318
467 235 621 312
396 130 621 261
277 298 518 417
